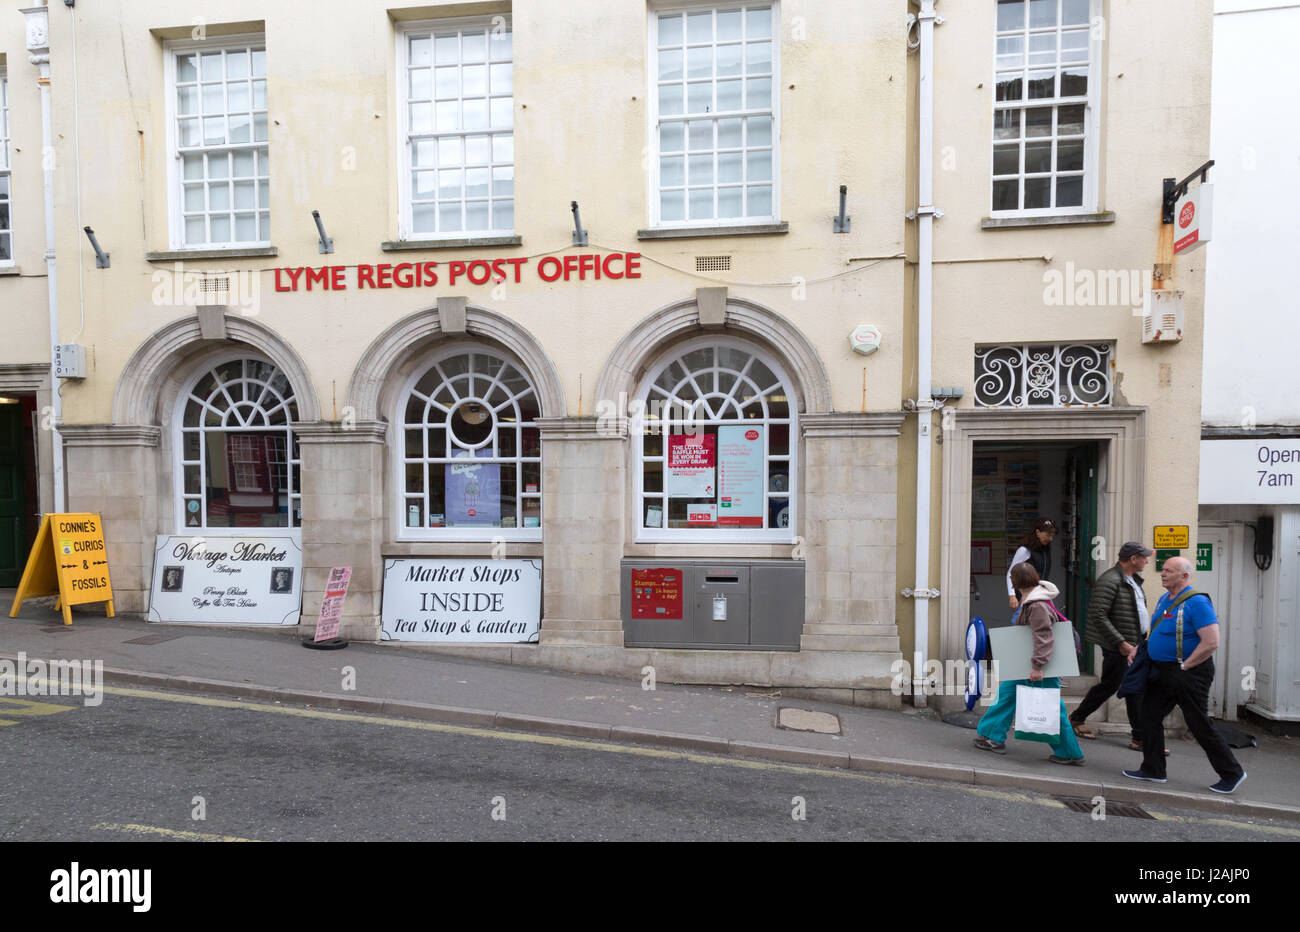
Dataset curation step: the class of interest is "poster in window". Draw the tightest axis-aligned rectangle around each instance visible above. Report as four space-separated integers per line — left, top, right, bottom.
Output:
666 433 716 498
445 450 501 527
717 425 764 527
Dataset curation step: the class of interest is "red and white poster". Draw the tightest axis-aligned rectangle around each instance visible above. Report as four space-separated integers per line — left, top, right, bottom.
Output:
315 565 352 642
1173 182 1213 255
718 425 765 527
630 567 684 619
667 433 716 498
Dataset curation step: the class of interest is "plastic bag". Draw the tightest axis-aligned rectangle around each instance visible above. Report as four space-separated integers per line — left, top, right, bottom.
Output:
1014 683 1061 743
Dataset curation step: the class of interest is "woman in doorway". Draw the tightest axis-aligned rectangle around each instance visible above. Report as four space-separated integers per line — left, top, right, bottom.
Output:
1007 518 1058 612
974 562 1085 764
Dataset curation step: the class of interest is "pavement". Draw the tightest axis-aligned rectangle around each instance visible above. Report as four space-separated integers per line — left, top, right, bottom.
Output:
4 592 1298 825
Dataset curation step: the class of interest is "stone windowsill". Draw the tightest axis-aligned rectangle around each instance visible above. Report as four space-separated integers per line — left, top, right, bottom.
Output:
0 266 21 276
381 236 522 251
146 247 279 261
636 222 789 240
980 211 1116 230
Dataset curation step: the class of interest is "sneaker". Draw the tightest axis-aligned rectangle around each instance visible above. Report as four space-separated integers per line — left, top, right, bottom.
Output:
1122 768 1167 783
1048 754 1085 766
1209 772 1247 795
973 736 1007 755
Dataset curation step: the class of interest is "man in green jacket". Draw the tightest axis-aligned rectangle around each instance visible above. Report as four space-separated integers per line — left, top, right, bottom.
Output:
1068 542 1156 750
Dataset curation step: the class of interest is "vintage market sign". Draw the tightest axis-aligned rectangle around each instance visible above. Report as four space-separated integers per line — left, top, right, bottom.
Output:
274 252 642 292
148 533 303 625
7 513 115 626
381 558 541 643
1200 439 1300 504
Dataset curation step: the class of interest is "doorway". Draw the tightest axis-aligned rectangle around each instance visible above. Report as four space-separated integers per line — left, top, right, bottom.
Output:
0 394 39 587
969 439 1101 671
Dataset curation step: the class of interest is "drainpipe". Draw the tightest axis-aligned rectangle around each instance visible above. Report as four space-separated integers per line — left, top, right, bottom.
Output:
22 5 65 512
908 1 943 705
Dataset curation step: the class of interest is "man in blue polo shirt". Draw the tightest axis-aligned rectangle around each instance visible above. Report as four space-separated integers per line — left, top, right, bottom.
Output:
1123 556 1246 793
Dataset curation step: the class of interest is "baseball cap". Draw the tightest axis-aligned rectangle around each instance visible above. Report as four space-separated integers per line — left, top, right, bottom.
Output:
1119 541 1154 560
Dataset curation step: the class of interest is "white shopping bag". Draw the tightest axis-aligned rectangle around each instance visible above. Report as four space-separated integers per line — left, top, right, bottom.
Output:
1014 684 1061 738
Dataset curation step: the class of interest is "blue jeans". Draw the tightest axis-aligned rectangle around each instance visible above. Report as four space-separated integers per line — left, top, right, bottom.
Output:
976 678 1084 759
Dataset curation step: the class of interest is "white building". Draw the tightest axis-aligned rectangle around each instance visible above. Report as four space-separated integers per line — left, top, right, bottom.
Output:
1199 0 1300 724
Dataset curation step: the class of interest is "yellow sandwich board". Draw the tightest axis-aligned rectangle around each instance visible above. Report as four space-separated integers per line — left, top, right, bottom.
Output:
7 513 115 626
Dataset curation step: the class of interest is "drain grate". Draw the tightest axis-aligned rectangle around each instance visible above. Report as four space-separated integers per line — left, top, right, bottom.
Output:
1057 796 1155 819
122 633 184 645
39 626 76 633
278 806 324 818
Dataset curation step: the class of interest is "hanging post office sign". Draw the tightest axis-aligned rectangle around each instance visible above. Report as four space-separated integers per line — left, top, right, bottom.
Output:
381 558 541 643
148 533 303 625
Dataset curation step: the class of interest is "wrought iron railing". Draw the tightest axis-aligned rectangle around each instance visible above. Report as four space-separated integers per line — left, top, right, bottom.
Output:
974 342 1113 407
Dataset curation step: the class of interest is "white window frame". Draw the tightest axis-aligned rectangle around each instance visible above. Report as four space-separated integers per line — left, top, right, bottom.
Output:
163 33 270 251
393 342 542 543
395 15 515 241
635 335 797 544
646 1 780 230
0 68 12 266
990 0 1101 217
172 352 301 533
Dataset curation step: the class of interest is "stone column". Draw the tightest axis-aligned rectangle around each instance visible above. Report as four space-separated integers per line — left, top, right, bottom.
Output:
797 413 904 690
535 416 626 647
59 425 162 614
295 421 386 641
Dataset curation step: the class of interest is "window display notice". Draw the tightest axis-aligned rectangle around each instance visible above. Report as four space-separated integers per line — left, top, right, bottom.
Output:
446 452 501 527
629 567 684 620
667 434 716 498
381 558 542 643
687 503 718 526
717 425 765 527
148 533 303 625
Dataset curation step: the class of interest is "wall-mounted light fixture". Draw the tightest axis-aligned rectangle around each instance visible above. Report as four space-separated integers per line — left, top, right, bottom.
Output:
311 210 334 254
83 227 109 268
570 201 588 246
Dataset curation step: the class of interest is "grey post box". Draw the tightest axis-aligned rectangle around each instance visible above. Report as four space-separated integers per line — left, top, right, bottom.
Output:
692 564 750 645
621 559 804 649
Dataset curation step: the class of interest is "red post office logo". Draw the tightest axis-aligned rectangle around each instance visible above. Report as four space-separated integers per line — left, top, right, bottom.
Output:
745 429 759 441
1179 201 1195 229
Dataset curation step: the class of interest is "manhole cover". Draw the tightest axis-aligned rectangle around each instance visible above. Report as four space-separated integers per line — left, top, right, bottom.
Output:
122 634 184 645
1057 796 1155 820
776 707 841 735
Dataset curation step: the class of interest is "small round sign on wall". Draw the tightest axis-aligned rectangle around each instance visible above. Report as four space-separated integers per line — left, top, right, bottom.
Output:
849 324 882 356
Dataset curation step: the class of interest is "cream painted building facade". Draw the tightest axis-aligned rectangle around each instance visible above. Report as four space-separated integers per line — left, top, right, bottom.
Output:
0 0 1214 709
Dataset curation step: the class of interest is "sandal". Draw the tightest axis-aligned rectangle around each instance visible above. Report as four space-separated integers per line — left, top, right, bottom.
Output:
1071 722 1098 740
1129 740 1171 756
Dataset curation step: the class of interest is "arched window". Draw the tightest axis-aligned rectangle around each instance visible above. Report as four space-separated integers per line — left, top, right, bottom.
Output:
637 337 795 540
397 347 541 538
176 356 300 530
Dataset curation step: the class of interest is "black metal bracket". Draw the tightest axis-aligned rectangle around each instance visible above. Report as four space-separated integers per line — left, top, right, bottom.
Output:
833 185 850 233
571 201 588 246
1162 160 1214 224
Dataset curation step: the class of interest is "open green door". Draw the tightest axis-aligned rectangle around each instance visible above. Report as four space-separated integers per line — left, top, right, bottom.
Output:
1062 443 1099 673
0 403 27 587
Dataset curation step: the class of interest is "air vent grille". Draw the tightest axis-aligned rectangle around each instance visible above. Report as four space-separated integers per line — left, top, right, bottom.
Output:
695 255 731 272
